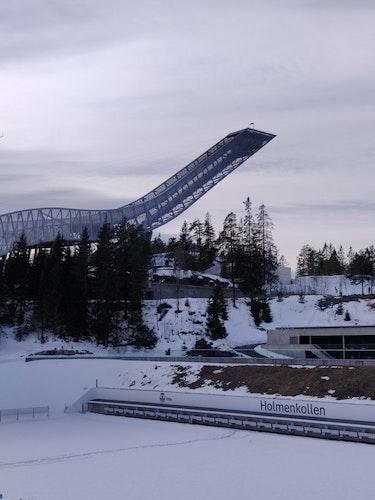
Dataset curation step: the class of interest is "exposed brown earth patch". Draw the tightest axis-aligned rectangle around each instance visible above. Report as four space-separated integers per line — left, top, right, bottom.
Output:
171 364 375 400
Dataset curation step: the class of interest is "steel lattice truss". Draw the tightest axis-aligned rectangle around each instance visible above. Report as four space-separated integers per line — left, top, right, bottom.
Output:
0 127 275 255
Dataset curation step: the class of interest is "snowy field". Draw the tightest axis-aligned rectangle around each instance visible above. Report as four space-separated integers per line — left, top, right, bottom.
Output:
1 413 375 500
1 295 375 500
1 351 375 498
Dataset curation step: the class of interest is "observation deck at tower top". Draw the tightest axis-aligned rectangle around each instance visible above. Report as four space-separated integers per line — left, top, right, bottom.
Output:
0 126 276 256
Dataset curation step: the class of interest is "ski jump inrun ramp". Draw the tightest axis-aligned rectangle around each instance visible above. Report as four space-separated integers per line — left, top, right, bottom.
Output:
0 127 275 255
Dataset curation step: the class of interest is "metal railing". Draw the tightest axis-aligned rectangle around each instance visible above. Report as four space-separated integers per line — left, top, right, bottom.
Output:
24 353 375 366
0 405 49 422
87 400 375 444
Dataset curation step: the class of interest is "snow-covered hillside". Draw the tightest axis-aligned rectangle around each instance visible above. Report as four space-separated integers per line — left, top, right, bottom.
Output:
268 295 375 328
143 298 265 352
1 294 375 358
144 295 375 351
278 274 375 296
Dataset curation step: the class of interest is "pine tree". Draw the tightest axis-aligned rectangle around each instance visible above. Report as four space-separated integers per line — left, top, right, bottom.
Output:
254 204 278 289
178 221 191 251
262 301 272 323
0 255 6 323
337 245 346 273
64 227 91 340
91 222 118 346
206 284 228 340
200 212 216 269
243 196 254 252
203 212 215 250
250 298 263 326
43 233 65 335
151 234 166 254
297 245 318 276
5 233 31 338
347 249 373 294
189 219 203 251
30 246 48 341
218 212 239 305
114 219 154 346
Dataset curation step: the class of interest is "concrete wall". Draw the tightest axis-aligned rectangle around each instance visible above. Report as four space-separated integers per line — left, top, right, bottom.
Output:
268 326 375 346
70 385 375 423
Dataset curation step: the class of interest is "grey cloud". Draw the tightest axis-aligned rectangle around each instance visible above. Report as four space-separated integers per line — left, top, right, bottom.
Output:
0 186 131 214
1 0 375 265
0 1 162 63
270 201 375 215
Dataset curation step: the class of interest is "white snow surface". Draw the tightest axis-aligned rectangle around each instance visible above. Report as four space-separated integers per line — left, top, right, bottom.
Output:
2 414 375 500
268 295 375 328
280 274 375 295
1 347 375 499
143 297 266 352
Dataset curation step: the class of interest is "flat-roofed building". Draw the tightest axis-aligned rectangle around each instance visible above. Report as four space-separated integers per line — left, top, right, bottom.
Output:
266 326 375 360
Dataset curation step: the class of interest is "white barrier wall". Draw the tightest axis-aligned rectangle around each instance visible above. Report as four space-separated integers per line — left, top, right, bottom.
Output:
69 386 375 424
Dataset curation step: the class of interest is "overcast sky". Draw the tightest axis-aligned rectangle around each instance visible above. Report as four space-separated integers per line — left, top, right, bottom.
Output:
1 0 374 266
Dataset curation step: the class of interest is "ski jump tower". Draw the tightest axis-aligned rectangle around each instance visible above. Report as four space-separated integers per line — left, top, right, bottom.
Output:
0 127 275 255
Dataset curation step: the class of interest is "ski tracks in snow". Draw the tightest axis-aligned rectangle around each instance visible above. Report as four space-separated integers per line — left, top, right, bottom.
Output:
0 429 238 469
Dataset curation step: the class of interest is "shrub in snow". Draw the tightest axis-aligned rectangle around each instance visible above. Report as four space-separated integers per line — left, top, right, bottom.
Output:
156 302 172 314
205 285 228 340
250 299 262 326
344 310 351 321
262 301 273 323
336 302 344 315
128 324 157 349
250 298 272 325
187 338 237 358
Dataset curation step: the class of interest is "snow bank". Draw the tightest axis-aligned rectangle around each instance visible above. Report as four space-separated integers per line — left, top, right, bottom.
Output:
279 275 375 296
268 295 375 328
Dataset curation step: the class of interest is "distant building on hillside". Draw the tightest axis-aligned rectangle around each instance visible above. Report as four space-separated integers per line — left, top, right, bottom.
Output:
151 252 174 268
277 265 292 285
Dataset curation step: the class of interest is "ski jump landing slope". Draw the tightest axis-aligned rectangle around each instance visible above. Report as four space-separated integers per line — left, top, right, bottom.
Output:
0 127 275 255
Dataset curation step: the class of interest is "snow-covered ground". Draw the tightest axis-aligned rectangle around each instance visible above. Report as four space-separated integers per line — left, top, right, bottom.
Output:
279 274 375 296
144 297 265 352
0 356 189 416
1 414 374 500
268 295 375 328
1 348 375 499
